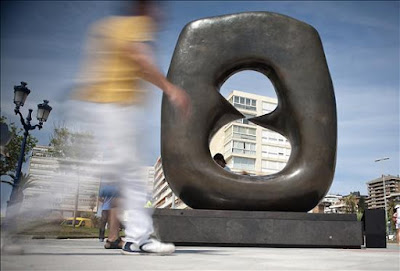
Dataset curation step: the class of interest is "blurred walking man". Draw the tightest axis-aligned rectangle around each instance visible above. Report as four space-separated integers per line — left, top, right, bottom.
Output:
72 0 190 255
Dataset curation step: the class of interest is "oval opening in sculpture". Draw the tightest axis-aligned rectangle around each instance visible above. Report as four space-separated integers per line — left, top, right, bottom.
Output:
210 70 292 176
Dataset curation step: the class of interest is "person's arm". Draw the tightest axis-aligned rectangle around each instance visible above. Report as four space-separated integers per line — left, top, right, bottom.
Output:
124 42 191 118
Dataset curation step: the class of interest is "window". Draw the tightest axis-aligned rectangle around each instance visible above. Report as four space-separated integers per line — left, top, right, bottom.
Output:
262 129 290 146
224 142 232 154
233 125 256 141
261 145 289 159
261 160 286 171
224 126 233 141
232 96 257 111
232 141 256 155
232 157 255 170
262 102 277 114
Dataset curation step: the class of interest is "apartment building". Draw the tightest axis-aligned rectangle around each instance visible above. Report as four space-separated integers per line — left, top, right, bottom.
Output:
152 156 188 209
210 90 291 175
143 166 155 200
312 194 342 214
367 175 400 209
22 145 101 217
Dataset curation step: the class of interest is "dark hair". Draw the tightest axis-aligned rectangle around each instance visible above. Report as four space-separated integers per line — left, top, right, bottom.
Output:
213 153 226 164
116 0 160 16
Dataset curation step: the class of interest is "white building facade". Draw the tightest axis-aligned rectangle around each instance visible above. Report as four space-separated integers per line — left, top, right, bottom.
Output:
210 90 291 175
22 145 101 217
152 157 188 209
367 175 400 209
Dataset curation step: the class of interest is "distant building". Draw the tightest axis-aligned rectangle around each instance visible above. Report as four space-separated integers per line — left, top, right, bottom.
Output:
210 90 291 175
328 197 347 214
152 157 188 209
309 194 342 214
143 166 155 201
22 145 101 218
367 175 400 209
310 192 368 214
328 192 368 214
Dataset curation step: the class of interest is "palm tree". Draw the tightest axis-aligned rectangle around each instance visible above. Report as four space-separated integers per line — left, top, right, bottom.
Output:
6 173 36 203
344 194 357 214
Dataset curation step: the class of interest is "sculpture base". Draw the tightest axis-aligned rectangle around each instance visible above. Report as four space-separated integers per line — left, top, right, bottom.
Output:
153 209 363 248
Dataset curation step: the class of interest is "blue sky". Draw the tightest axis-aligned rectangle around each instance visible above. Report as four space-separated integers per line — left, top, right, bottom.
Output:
1 1 399 209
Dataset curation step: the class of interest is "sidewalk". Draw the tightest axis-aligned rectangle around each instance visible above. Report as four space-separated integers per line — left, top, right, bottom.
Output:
1 238 399 270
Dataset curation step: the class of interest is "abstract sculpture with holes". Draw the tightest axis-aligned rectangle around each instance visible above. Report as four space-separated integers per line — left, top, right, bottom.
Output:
161 12 337 212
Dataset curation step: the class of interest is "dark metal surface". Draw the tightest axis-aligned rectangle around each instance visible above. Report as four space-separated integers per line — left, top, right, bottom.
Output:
161 12 336 211
153 209 362 248
362 209 386 248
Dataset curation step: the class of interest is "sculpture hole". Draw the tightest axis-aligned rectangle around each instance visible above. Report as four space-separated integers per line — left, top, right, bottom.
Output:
210 70 291 176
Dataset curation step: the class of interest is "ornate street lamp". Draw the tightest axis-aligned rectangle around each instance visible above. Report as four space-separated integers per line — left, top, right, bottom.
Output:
7 82 52 208
37 100 52 124
13 81 31 109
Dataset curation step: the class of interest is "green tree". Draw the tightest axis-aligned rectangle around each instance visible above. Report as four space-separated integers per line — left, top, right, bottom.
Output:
48 124 94 160
357 196 366 213
88 193 98 227
89 193 97 213
0 116 38 178
49 124 96 226
344 194 357 214
10 173 36 202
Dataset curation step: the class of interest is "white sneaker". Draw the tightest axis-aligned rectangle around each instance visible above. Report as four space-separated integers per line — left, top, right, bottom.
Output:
122 238 175 255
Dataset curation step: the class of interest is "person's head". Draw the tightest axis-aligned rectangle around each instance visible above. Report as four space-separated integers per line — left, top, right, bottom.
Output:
213 153 226 168
123 1 165 24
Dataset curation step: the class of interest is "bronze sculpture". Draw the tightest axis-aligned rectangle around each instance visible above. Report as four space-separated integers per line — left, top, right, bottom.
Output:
161 12 336 211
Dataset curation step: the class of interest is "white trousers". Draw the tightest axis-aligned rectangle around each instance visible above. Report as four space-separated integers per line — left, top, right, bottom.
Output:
68 101 154 245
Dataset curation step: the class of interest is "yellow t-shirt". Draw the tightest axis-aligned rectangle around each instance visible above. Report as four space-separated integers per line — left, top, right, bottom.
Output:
72 16 155 105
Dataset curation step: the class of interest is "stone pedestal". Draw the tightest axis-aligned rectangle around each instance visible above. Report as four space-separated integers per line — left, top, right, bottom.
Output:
153 209 363 248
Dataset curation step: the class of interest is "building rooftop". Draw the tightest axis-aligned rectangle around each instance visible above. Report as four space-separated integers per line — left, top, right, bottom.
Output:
366 175 400 184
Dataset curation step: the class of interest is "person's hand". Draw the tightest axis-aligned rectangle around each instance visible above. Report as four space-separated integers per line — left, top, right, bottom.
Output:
167 83 192 120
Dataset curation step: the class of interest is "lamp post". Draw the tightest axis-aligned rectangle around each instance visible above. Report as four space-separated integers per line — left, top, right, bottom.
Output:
7 82 52 209
375 157 390 236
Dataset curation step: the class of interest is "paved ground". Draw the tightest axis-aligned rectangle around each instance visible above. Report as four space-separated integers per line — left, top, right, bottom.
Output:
1 238 399 270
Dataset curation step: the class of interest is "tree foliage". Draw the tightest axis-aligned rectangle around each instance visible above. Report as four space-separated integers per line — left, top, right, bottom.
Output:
0 116 38 178
357 196 366 213
89 193 97 212
11 173 36 201
48 124 95 160
344 194 358 214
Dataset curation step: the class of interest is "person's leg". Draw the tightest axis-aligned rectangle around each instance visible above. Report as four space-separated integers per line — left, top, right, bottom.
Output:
106 197 120 242
94 105 173 254
117 107 175 254
98 106 154 244
99 210 108 241
107 208 120 241
117 106 154 245
104 206 124 249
